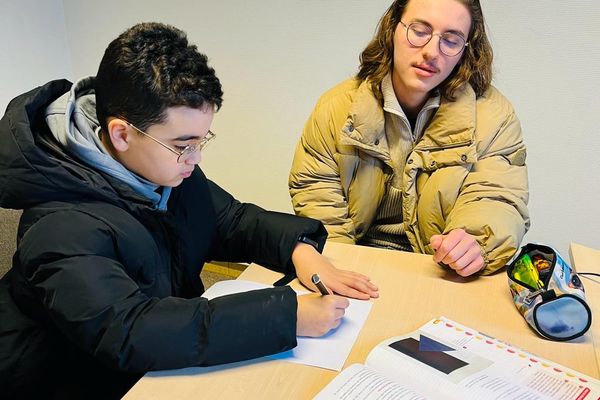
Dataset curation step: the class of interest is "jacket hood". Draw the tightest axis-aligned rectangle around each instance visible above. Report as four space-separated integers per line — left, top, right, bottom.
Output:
0 79 153 211
45 77 171 209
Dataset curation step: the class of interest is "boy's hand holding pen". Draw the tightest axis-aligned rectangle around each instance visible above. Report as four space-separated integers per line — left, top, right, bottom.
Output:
290 241 378 337
296 273 349 337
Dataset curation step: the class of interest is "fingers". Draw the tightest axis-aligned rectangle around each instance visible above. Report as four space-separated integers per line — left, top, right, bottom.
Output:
314 267 379 299
430 234 443 250
346 270 372 282
333 307 346 320
453 246 485 277
359 277 379 292
292 248 379 299
341 273 379 294
296 294 349 337
430 229 484 277
331 318 343 331
432 230 464 263
324 295 349 333
327 294 350 310
328 274 379 300
346 281 379 299
439 236 470 265
331 285 371 300
332 270 377 288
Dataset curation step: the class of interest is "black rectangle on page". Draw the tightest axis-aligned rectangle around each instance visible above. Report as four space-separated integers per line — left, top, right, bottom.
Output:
388 337 468 374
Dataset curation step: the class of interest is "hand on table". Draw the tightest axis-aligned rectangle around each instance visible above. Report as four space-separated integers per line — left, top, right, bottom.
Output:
296 293 349 337
291 242 379 300
430 229 485 277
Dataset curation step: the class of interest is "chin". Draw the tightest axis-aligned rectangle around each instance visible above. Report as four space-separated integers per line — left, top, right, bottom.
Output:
413 79 441 94
169 178 185 187
155 177 184 188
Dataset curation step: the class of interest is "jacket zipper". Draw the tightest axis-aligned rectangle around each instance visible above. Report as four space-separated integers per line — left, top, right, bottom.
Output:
415 139 472 152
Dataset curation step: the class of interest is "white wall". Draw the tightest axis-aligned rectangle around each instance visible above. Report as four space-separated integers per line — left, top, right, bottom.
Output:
0 0 73 113
60 0 391 213
483 1 600 256
5 1 600 258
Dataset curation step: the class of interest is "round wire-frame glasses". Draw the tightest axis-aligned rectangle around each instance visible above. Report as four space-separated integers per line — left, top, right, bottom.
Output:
128 122 215 163
399 20 469 57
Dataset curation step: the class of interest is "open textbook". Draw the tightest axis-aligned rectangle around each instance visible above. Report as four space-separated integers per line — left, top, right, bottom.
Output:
315 317 600 400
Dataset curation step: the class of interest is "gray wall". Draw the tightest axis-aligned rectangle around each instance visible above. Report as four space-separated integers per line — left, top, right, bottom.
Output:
2 1 599 258
0 0 73 112
483 1 600 257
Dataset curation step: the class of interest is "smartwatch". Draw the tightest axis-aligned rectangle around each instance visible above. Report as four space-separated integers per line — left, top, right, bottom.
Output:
298 235 320 251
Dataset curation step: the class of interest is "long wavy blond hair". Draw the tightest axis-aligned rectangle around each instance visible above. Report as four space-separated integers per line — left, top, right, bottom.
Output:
357 0 493 104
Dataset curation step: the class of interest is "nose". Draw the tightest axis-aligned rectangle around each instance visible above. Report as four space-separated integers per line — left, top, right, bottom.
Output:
185 149 202 165
422 35 441 60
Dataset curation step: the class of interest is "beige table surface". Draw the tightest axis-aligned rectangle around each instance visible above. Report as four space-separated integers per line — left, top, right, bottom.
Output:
570 242 600 379
124 242 599 399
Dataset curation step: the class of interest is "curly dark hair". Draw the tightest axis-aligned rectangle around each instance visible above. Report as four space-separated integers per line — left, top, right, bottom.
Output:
357 0 493 104
95 22 223 133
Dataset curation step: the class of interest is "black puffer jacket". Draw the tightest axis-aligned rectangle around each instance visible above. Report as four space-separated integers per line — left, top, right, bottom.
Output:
0 80 327 399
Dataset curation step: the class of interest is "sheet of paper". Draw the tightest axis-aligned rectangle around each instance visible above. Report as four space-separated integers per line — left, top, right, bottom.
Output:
201 279 269 299
202 280 373 371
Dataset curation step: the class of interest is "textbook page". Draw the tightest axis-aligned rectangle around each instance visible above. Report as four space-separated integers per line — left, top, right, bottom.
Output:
202 280 372 371
314 363 431 400
314 317 600 399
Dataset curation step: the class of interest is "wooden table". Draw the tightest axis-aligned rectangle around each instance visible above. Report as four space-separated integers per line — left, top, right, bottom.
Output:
124 242 599 399
570 242 600 378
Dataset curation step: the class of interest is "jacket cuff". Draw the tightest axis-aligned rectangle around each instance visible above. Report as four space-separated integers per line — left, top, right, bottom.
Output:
199 286 297 365
272 221 328 286
298 224 327 253
279 217 328 274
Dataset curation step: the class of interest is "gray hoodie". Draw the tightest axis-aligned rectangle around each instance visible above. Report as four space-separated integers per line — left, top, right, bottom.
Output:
45 77 171 209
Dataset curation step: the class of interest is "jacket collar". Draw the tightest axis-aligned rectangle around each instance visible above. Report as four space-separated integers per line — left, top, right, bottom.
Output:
341 80 386 146
416 84 476 150
340 79 477 153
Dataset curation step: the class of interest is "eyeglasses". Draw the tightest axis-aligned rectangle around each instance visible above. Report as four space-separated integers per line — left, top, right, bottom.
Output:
399 21 469 57
127 122 215 163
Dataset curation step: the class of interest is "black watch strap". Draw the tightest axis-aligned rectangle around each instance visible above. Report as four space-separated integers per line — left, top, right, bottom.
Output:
274 235 320 286
298 235 319 250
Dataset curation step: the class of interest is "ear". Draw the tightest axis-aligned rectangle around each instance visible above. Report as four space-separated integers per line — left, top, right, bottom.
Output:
107 118 132 153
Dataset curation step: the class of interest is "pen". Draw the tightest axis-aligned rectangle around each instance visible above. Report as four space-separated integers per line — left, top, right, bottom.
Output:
311 273 331 295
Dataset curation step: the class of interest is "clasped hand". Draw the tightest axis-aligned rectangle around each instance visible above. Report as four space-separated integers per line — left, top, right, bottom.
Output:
430 228 485 277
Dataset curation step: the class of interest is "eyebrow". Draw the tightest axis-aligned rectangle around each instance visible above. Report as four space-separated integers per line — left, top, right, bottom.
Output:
173 135 201 141
411 18 468 38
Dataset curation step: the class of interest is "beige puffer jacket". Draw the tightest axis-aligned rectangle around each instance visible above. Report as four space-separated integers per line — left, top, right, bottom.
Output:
289 78 530 274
